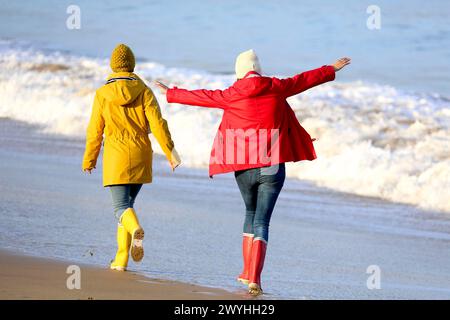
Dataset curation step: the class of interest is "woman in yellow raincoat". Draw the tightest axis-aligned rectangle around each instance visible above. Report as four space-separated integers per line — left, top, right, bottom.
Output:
82 44 181 271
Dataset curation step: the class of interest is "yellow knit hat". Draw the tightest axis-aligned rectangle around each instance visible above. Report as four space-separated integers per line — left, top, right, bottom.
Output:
110 44 135 72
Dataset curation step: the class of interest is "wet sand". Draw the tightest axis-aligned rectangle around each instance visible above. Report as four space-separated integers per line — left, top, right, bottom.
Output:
0 250 241 300
1 118 450 299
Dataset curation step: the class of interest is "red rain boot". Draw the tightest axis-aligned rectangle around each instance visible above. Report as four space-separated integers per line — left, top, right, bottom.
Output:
248 239 267 296
237 233 254 285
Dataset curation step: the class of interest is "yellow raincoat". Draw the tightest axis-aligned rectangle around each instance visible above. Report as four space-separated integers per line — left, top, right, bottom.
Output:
82 72 180 186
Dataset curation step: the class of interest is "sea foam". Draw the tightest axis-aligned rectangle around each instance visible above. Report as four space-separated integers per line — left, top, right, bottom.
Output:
1 40 449 212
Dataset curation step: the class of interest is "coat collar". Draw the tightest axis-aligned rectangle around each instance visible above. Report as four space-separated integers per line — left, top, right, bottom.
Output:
107 71 138 81
242 71 262 79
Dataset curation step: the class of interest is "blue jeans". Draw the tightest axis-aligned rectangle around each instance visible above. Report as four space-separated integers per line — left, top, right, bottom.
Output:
110 184 143 220
234 163 285 242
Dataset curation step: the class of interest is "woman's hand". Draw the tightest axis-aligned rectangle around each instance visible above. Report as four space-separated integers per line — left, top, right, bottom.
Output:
83 168 94 174
170 160 180 171
169 149 181 172
154 80 169 95
332 57 351 72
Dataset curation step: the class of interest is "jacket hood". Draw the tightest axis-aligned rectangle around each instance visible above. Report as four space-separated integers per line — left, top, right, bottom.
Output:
98 72 146 105
233 76 272 98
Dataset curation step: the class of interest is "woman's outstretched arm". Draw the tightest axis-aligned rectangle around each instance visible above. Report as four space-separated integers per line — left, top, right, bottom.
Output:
155 81 229 109
279 57 351 97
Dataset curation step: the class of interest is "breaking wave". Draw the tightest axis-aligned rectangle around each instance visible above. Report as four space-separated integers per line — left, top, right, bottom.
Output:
1 39 449 212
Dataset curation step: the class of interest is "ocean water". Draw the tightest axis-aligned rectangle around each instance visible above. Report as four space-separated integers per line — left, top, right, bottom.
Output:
1 0 449 95
0 37 449 213
1 1 449 213
1 1 450 299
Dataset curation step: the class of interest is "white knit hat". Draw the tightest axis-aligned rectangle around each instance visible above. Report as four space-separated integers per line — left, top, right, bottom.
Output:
235 49 262 79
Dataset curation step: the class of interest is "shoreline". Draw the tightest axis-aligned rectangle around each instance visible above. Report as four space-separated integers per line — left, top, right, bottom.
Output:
2 118 450 299
0 249 243 300
1 116 448 218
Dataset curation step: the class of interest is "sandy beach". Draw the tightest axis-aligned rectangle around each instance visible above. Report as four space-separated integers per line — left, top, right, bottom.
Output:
0 250 241 300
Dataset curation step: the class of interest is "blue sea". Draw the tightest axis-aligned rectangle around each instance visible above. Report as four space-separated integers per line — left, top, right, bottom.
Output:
1 0 449 94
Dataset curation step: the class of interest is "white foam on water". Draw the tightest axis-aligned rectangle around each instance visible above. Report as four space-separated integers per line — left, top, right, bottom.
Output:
286 82 450 213
1 39 449 212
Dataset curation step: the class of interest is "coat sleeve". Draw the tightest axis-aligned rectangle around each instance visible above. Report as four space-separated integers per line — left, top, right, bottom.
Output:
166 87 228 109
144 88 181 166
278 65 335 97
82 93 105 170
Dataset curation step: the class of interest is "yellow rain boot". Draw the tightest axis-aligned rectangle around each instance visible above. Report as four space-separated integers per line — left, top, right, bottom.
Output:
110 223 131 271
120 208 145 262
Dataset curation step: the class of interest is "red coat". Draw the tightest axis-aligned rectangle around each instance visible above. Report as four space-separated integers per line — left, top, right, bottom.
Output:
167 65 335 176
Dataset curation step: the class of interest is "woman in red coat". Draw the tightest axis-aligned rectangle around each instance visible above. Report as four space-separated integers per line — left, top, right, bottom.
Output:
156 50 350 295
